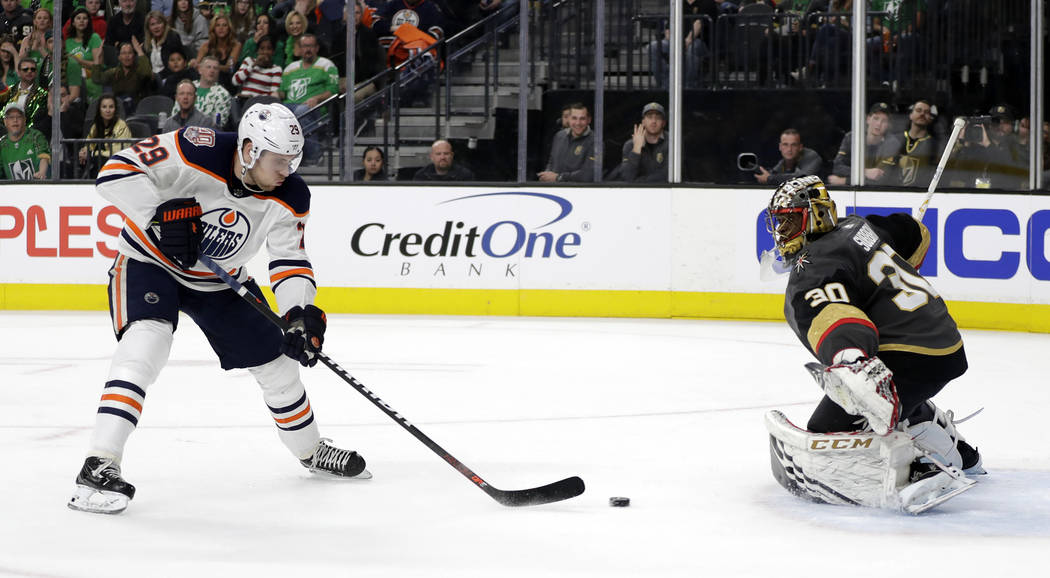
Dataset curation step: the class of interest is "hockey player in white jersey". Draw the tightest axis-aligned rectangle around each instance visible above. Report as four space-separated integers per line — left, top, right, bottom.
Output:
69 103 368 515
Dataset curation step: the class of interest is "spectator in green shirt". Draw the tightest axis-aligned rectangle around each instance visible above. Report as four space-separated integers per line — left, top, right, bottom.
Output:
0 101 49 179
279 33 338 116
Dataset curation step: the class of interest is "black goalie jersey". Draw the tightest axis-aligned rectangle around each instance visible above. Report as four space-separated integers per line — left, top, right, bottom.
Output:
784 213 967 385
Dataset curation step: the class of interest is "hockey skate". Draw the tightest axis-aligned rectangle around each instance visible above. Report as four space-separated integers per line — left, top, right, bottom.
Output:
301 439 372 479
68 456 136 514
905 401 986 476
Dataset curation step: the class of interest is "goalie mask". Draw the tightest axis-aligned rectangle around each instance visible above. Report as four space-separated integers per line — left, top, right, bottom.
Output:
237 103 304 179
766 175 838 258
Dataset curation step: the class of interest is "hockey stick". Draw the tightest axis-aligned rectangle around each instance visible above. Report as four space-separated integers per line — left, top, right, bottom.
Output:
917 117 967 221
197 254 585 507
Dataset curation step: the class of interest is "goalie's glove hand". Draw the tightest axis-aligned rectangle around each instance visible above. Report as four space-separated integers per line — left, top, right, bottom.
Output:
822 356 899 435
150 198 203 269
281 305 327 367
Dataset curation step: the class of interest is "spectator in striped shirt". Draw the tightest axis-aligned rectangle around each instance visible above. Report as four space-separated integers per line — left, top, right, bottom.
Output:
232 34 281 102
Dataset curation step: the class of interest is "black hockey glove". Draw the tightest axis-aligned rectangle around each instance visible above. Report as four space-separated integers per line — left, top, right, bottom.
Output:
150 198 203 269
281 305 327 367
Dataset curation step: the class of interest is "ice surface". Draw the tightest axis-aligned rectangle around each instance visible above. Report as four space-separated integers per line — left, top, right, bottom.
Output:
1 312 1047 577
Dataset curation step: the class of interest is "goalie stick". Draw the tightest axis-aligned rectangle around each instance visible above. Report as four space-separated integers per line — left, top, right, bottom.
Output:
198 254 585 507
917 116 967 221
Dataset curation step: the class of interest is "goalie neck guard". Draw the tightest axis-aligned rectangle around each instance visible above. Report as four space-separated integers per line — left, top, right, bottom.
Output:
766 175 838 259
237 103 305 179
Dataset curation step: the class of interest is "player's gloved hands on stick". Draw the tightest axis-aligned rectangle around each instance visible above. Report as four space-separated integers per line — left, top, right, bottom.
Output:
150 198 203 269
281 305 327 367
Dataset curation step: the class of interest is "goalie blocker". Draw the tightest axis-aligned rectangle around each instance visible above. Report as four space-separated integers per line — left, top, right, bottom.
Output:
765 411 975 514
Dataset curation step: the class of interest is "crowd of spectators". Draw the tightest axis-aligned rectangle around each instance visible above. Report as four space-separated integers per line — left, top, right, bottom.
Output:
0 0 1043 188
0 0 486 178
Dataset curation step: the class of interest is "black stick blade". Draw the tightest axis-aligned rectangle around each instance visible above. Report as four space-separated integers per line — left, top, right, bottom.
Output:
489 476 586 507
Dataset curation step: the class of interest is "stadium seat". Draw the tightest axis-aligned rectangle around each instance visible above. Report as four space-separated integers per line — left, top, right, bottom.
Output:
135 95 175 118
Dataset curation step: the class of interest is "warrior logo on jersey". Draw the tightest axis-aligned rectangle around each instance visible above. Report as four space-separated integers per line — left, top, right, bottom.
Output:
391 9 422 29
200 208 252 259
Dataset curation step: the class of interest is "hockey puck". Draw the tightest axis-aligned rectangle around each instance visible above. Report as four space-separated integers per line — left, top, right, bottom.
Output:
609 496 630 507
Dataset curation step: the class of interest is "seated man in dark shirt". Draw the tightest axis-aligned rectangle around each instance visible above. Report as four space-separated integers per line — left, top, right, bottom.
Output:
609 102 668 183
413 139 475 181
755 128 824 185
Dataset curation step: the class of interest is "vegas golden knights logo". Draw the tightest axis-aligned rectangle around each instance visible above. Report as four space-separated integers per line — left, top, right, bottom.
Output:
898 155 920 186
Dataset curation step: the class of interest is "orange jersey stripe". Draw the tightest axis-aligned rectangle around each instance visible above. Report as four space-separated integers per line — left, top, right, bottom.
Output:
99 163 145 174
274 403 312 424
101 393 143 413
270 267 314 283
173 134 227 183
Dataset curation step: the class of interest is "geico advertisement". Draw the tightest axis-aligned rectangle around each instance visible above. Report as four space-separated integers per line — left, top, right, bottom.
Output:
307 187 673 290
0 186 122 283
742 190 1050 304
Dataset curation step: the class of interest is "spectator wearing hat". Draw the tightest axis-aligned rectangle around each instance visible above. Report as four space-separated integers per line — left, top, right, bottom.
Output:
982 104 1028 189
755 128 824 185
0 101 50 180
609 102 668 183
875 98 938 188
539 102 596 183
828 102 891 185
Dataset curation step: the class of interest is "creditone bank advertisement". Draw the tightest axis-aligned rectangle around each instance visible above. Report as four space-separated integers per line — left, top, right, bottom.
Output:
306 187 673 291
1 185 1048 309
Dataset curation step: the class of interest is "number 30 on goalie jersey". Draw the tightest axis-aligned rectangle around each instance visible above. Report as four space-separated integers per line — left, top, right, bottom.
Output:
785 214 962 367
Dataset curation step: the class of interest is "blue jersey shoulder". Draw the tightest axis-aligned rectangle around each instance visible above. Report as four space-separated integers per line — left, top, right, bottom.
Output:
175 128 237 179
260 173 311 215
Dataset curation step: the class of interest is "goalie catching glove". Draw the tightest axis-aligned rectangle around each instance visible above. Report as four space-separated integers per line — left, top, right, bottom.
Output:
281 305 327 367
150 198 204 269
805 356 900 435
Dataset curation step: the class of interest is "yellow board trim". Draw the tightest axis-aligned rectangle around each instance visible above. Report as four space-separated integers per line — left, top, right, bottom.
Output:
2 284 1048 333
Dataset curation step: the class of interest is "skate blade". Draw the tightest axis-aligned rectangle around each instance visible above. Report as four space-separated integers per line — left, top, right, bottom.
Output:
305 467 373 480
68 485 131 514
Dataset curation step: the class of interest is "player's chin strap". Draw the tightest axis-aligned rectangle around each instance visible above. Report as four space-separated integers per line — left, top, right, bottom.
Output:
765 410 976 514
236 147 265 196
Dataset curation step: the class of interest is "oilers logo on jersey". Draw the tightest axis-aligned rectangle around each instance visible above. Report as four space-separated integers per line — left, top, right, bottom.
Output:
391 9 422 29
200 208 251 259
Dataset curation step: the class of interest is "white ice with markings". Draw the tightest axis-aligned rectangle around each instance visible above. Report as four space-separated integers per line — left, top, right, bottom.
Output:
1 312 1047 577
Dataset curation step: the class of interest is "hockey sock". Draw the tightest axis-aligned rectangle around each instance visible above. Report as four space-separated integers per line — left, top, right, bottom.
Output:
249 355 321 459
88 319 174 463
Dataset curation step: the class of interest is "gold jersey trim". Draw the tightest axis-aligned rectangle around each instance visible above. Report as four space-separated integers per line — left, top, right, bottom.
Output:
877 339 964 356
906 220 931 269
807 303 875 352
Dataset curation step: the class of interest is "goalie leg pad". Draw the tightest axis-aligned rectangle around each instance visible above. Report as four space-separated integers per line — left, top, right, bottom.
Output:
766 410 915 509
766 410 975 513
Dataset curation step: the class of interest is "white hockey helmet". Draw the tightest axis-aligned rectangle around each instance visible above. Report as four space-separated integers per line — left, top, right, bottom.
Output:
237 103 305 174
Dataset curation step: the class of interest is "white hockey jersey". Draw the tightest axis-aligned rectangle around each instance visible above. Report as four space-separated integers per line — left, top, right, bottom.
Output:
96 127 316 314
